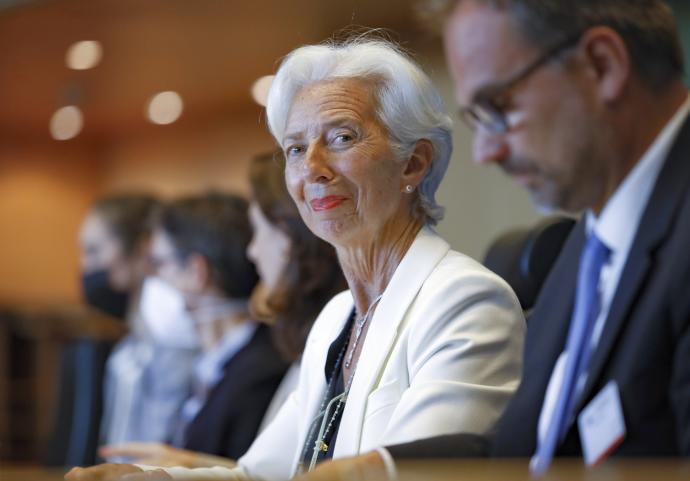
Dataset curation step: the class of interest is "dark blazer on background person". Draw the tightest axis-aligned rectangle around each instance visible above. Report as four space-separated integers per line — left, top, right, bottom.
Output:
183 324 290 460
388 116 690 460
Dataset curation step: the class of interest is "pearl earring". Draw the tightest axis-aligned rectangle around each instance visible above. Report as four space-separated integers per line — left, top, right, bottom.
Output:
404 185 414 193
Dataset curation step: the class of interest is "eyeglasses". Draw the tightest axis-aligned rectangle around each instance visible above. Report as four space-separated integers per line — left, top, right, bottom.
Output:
460 33 582 134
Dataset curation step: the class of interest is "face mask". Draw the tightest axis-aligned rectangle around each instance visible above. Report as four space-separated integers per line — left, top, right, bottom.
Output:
139 276 200 349
81 269 130 320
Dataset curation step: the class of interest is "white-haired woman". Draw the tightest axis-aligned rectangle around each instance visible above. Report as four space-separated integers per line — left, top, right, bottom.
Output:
66 38 525 481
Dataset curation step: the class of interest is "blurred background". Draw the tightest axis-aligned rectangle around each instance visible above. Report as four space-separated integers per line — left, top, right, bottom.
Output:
1 0 689 467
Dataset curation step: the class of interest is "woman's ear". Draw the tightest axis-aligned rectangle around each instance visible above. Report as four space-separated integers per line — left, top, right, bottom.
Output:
132 236 154 277
401 139 434 192
185 253 212 292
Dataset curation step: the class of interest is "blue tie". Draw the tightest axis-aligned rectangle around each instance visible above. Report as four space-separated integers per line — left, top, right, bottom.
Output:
530 232 611 476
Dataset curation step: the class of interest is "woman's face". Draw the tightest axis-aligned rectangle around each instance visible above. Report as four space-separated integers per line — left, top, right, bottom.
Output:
79 211 134 291
247 202 291 293
281 78 412 247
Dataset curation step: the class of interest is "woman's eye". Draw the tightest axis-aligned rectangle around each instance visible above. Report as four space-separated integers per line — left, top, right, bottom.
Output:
285 145 304 157
333 133 354 144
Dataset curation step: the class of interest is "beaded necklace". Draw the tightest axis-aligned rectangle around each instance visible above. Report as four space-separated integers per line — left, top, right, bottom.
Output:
345 293 383 368
297 294 383 473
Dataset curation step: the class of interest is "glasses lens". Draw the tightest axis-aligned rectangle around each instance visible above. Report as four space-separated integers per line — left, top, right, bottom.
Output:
460 108 480 131
464 103 506 134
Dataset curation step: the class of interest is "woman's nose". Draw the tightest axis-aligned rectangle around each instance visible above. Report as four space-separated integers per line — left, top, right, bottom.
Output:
304 144 334 183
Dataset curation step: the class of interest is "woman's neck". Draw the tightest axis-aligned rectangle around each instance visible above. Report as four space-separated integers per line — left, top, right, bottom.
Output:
337 217 423 317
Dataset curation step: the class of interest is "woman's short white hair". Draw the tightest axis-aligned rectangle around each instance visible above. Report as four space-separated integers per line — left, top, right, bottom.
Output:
266 37 453 225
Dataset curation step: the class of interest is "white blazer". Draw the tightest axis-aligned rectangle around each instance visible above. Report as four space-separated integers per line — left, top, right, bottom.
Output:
240 227 524 480
150 227 525 480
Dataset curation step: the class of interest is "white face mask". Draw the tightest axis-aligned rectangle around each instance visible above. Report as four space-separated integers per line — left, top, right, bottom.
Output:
139 276 200 349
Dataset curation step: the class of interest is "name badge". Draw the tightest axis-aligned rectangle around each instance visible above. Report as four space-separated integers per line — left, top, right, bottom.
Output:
577 381 626 466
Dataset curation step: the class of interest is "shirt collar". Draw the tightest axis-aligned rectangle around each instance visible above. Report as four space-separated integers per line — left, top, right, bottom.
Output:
587 93 690 254
195 319 258 387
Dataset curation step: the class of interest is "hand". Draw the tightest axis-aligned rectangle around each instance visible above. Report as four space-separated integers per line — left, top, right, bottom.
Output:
122 469 173 481
65 463 143 480
99 442 233 468
292 451 389 481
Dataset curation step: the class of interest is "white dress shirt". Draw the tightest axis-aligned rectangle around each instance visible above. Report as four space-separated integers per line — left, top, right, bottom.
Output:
536 94 690 445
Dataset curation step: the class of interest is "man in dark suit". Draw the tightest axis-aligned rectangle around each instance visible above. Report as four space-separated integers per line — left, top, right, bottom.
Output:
297 1 690 478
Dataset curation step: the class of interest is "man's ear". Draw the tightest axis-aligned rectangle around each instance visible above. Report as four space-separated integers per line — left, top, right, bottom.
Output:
401 139 434 191
579 26 631 104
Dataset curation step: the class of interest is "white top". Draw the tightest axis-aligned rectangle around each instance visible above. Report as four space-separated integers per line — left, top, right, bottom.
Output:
141 227 525 480
102 336 198 455
536 94 690 445
257 361 301 433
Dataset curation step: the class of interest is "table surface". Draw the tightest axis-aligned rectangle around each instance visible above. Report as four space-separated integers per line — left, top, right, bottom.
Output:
395 459 690 481
0 466 68 481
1 460 689 481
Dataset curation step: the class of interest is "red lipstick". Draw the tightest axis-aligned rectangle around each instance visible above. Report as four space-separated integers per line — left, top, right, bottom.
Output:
310 196 347 211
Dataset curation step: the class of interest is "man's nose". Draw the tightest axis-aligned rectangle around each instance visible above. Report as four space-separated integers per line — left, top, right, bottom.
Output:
472 127 510 166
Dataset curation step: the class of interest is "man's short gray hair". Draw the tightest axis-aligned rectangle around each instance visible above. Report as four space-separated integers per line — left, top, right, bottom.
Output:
266 38 453 225
420 0 684 91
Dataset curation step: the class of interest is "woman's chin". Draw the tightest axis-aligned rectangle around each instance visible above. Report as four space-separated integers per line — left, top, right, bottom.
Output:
309 218 356 246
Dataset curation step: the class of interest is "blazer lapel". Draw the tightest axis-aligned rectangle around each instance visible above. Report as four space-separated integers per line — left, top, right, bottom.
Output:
577 116 690 409
492 221 583 456
523 222 583 391
293 294 353 467
333 226 450 455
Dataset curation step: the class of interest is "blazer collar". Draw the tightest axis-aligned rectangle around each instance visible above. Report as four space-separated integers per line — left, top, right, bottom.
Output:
577 115 690 408
333 226 450 456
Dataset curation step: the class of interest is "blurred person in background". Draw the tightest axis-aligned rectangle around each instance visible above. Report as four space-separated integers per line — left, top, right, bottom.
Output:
49 194 163 466
80 194 159 322
102 191 287 465
98 153 347 468
81 194 200 456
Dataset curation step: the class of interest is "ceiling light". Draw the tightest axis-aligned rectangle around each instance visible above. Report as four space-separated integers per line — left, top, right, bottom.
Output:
66 40 103 70
147 91 184 125
49 106 83 140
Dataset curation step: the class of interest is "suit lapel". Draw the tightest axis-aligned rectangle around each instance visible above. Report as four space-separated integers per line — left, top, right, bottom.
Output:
489 221 584 456
525 223 583 387
293 291 354 454
333 226 450 455
577 116 690 409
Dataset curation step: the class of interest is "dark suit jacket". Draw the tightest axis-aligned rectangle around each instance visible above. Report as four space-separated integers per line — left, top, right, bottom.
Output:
183 324 289 459
388 115 690 460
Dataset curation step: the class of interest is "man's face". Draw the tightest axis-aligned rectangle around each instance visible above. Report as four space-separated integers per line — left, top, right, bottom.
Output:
444 1 608 213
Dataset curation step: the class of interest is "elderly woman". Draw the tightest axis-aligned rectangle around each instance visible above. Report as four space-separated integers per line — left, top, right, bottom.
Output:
66 38 524 481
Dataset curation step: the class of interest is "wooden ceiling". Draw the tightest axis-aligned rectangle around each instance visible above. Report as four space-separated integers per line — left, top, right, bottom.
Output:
0 0 425 139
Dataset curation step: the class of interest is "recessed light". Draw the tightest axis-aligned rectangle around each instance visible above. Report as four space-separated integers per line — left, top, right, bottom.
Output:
50 106 83 140
66 41 103 70
147 91 184 125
